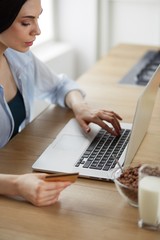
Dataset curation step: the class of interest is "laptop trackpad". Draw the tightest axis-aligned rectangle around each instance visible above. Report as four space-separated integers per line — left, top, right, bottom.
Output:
32 134 89 172
53 134 87 151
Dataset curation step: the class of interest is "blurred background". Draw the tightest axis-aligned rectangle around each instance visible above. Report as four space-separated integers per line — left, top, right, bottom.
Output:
31 0 160 116
32 0 160 79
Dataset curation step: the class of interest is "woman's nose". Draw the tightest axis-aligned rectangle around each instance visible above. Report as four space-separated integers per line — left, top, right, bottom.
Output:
31 23 41 36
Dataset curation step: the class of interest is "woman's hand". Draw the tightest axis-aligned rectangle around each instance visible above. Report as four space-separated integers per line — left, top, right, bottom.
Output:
65 91 122 136
15 173 71 206
72 102 122 136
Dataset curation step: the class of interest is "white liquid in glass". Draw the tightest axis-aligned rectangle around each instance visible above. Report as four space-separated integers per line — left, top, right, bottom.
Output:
139 176 160 226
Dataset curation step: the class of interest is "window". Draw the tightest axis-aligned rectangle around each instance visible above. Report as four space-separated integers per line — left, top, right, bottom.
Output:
34 0 54 46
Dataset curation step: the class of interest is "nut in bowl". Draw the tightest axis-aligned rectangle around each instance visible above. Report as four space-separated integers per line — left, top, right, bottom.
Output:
114 165 141 207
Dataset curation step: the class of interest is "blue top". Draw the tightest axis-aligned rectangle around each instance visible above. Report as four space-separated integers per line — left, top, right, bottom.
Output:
0 48 84 148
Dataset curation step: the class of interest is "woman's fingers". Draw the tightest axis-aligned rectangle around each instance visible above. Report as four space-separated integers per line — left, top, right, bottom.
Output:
77 109 122 135
30 181 71 206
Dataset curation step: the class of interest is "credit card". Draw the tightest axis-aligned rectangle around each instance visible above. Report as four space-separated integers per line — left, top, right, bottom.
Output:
45 172 79 182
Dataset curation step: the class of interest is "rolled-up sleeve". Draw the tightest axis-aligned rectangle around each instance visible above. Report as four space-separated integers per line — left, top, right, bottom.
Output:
31 52 85 107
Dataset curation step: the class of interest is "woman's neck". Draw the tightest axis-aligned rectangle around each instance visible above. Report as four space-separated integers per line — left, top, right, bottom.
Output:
0 44 7 67
0 42 7 59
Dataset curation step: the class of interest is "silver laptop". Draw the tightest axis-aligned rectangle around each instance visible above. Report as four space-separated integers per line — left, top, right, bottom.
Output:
32 65 160 180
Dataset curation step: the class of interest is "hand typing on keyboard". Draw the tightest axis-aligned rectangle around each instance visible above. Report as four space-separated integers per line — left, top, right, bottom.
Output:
65 90 122 136
71 103 122 136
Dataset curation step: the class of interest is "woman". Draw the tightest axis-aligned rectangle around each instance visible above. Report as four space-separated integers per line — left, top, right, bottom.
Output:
0 0 122 206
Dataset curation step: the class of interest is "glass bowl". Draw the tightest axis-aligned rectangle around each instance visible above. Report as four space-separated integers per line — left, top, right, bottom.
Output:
114 165 141 208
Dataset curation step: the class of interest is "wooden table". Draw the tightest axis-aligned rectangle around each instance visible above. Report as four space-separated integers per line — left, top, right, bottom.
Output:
0 44 160 240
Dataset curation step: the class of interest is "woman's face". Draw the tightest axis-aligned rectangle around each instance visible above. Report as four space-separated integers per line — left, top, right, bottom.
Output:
0 0 42 52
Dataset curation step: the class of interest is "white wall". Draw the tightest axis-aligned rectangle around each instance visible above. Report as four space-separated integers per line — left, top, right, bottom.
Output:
109 0 160 49
55 0 98 77
54 0 160 77
34 0 160 79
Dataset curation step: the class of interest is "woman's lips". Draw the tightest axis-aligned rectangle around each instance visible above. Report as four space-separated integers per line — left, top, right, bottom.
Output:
25 41 34 47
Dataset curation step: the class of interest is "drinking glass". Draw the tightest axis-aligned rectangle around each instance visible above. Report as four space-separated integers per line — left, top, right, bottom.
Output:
138 164 160 230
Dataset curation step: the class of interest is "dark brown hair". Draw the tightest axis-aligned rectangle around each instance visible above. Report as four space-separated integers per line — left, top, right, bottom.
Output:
0 0 27 33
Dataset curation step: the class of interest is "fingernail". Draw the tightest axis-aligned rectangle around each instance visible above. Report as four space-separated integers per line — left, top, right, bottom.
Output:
86 128 90 133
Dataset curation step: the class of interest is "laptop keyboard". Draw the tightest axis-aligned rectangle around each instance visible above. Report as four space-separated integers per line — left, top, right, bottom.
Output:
75 128 131 171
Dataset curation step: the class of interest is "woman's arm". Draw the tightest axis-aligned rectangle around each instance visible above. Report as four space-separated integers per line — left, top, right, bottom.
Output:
0 173 71 206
